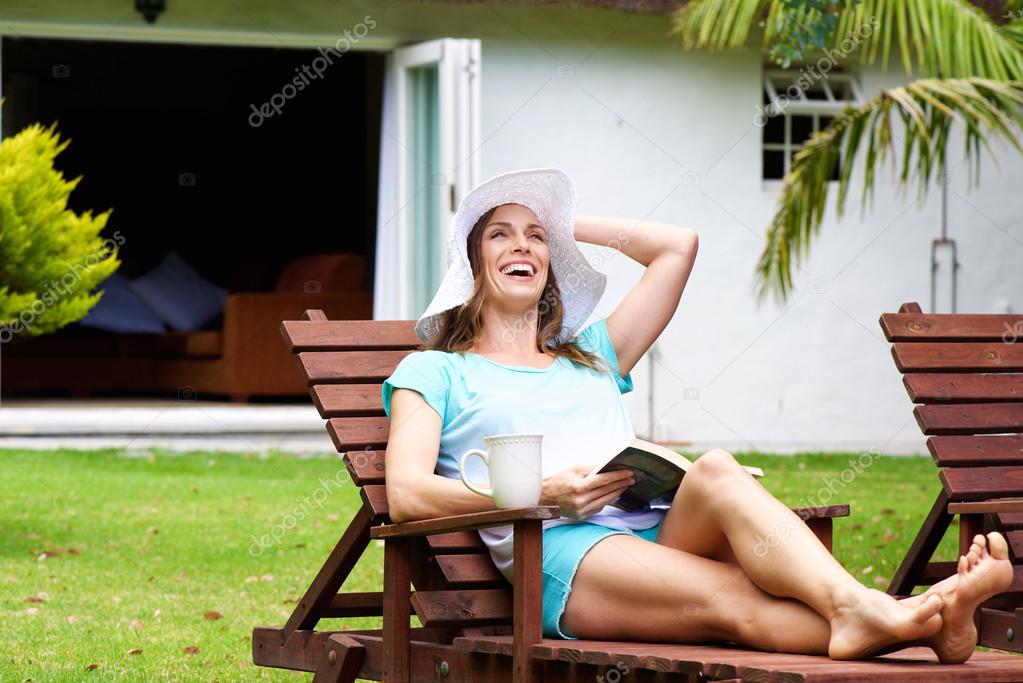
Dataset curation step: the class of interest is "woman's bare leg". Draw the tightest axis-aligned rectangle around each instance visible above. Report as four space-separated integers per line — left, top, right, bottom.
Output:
560 533 832 653
654 449 943 659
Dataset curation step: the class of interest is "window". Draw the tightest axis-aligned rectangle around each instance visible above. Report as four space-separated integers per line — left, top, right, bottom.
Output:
761 67 861 181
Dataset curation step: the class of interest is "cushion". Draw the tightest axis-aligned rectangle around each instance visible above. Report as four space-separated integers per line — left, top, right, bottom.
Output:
127 252 228 332
79 273 167 334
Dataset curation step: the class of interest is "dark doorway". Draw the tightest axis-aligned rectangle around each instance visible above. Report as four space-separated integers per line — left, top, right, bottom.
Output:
1 36 384 291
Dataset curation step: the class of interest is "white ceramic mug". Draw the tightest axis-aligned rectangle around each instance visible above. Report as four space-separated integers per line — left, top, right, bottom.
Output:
459 433 543 508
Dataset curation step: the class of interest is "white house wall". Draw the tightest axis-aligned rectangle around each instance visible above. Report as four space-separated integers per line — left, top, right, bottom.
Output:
2 1 1021 454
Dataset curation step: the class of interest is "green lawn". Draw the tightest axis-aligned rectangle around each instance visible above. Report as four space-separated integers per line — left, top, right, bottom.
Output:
0 447 960 681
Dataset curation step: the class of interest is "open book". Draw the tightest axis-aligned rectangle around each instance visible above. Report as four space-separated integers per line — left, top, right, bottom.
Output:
586 438 764 512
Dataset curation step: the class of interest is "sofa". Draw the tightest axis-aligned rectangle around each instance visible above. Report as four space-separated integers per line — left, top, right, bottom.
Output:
3 253 373 401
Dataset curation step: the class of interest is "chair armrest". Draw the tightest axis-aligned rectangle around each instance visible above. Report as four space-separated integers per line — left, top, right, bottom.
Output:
370 506 560 539
793 504 850 519
948 498 1023 514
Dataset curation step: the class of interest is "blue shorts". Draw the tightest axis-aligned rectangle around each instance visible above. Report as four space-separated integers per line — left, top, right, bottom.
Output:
541 520 663 639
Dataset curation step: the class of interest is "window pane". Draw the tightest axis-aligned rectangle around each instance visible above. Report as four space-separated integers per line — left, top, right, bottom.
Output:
406 64 442 317
764 114 785 144
804 81 828 100
791 115 814 144
830 80 850 100
763 150 785 179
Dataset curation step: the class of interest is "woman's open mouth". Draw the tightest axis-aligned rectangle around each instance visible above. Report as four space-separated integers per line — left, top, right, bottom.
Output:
499 263 536 282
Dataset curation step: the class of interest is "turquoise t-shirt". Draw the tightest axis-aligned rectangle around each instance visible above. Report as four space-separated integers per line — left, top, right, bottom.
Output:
381 317 666 584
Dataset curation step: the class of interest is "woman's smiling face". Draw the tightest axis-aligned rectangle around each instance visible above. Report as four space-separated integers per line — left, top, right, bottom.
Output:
478 203 551 308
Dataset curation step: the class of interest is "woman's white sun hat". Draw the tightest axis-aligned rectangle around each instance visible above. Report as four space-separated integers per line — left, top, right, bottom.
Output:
415 167 607 344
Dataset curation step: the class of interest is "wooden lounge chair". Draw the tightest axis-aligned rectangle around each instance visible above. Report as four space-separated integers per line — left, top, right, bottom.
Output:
883 301 1023 654
253 310 1023 682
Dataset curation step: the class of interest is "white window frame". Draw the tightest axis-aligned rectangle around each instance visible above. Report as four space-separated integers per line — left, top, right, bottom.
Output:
761 68 862 181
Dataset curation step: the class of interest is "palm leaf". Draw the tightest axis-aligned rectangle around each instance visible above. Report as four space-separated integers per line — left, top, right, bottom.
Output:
835 0 1023 79
754 77 1023 304
672 0 1023 79
669 0 774 51
1003 18 1023 51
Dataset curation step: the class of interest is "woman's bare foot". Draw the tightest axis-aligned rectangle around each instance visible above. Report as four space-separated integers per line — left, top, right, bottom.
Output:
828 586 944 659
926 532 1014 664
899 574 958 608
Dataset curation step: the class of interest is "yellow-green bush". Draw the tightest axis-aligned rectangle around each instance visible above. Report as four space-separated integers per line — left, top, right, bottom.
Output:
0 120 120 340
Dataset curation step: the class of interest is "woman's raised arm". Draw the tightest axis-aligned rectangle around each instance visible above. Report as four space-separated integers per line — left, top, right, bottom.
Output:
384 387 497 522
573 215 698 378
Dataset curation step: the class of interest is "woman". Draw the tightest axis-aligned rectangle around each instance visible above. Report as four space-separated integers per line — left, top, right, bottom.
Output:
381 168 1012 663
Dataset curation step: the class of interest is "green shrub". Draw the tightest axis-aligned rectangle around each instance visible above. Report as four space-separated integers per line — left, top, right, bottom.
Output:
0 120 120 340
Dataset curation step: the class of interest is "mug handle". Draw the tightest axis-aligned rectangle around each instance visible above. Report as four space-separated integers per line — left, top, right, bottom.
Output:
459 449 493 498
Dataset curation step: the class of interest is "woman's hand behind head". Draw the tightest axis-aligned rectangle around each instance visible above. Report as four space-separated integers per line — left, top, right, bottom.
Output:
540 464 635 520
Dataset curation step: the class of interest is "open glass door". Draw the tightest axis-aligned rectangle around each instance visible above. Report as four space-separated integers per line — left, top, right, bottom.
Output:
392 38 481 320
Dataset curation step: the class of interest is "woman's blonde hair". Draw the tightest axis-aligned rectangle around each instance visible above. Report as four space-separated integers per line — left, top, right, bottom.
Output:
419 205 611 375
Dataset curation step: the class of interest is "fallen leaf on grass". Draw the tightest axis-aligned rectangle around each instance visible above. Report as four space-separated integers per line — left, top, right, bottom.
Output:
66 615 78 624
203 611 223 621
129 620 144 630
85 663 98 671
127 648 143 656
25 592 48 603
861 565 874 575
873 576 888 586
260 574 274 582
183 645 199 655
880 508 895 515
244 576 258 584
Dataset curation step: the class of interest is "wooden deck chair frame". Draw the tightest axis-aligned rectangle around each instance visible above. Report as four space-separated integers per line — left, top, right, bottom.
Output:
883 301 1023 654
252 309 1023 682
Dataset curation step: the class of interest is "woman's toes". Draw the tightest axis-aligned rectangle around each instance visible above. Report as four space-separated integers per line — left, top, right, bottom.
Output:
974 533 987 549
958 555 969 574
987 532 1010 560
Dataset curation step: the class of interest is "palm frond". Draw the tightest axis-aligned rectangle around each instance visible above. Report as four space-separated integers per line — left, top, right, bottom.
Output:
1002 18 1023 51
669 0 774 51
835 0 1023 79
672 0 1023 80
754 77 1023 304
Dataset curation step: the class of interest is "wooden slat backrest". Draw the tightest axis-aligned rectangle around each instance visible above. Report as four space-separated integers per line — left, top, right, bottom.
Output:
278 312 512 631
882 301 1023 546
